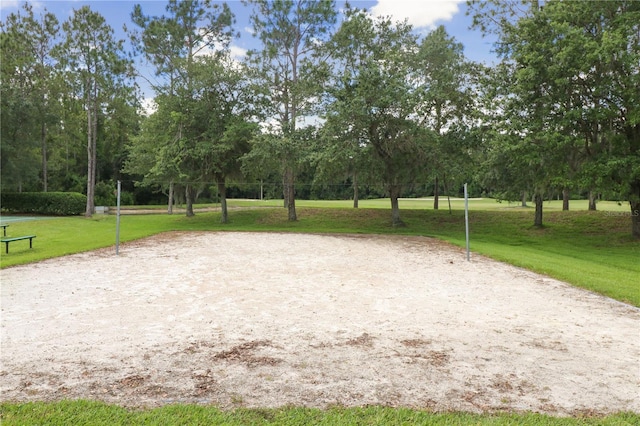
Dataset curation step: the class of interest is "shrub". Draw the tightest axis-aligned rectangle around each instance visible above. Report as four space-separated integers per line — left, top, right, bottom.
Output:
119 191 135 206
0 192 86 215
94 182 134 207
94 181 116 207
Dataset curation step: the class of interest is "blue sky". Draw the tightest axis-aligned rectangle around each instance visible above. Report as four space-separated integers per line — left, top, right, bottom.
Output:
1 0 497 102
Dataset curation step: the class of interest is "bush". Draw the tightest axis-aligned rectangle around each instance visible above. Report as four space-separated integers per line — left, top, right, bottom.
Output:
94 181 116 206
119 191 135 206
94 181 134 206
0 192 86 215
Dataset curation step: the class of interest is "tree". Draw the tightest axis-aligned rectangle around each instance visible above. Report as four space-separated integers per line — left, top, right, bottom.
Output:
471 0 560 227
314 4 379 209
130 0 235 96
542 0 640 237
470 0 640 236
244 0 338 221
240 133 285 201
123 99 182 213
323 7 431 226
314 124 374 209
1 3 61 192
190 55 257 223
414 26 478 210
129 0 235 216
57 6 133 217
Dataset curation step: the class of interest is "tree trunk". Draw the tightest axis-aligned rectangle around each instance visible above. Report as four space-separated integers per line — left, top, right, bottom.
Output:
283 171 289 209
91 108 97 208
534 191 543 227
562 188 570 211
41 122 47 192
433 176 439 210
167 180 174 214
631 199 640 239
588 191 597 211
85 112 93 217
185 184 195 217
521 191 528 207
631 182 640 239
85 100 96 218
444 179 452 214
218 181 228 224
389 184 405 227
353 171 359 209
260 179 264 201
286 167 297 221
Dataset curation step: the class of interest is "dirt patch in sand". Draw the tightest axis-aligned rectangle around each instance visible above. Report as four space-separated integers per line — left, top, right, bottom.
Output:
1 232 638 415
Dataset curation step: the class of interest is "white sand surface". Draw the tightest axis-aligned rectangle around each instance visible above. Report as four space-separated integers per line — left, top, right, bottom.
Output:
1 232 638 414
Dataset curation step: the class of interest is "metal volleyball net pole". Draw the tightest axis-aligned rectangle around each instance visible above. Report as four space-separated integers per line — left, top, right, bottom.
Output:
116 180 121 255
464 183 470 261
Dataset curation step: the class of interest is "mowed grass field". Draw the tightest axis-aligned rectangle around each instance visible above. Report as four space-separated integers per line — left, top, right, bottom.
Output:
121 197 634 212
1 198 638 425
1 401 638 425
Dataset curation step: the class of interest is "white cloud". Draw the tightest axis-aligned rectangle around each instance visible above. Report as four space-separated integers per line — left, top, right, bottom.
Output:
0 0 19 10
370 0 463 29
193 43 245 60
230 44 247 60
298 114 325 129
1 1 49 13
139 97 157 116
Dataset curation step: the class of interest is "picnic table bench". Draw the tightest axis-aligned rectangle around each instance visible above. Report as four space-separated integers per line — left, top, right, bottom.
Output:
1 235 36 254
0 224 7 236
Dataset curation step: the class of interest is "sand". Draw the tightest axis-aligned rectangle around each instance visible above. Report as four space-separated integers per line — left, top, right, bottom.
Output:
1 231 638 415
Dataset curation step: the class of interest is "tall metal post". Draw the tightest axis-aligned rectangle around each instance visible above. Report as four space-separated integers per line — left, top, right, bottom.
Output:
116 180 121 255
464 183 470 261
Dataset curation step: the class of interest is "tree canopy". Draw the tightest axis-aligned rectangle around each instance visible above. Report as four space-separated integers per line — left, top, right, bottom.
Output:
2 0 638 236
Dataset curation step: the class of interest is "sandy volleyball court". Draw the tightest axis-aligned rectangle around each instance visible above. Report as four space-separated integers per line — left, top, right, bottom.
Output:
1 232 638 415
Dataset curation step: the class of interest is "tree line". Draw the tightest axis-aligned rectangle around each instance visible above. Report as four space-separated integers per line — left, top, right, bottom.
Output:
1 0 638 237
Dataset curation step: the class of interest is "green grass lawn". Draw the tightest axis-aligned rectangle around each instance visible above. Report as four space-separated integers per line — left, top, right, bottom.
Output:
1 401 638 425
1 200 638 425
118 196 635 212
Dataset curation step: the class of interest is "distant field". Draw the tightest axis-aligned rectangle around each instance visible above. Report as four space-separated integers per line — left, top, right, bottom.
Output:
119 197 634 212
